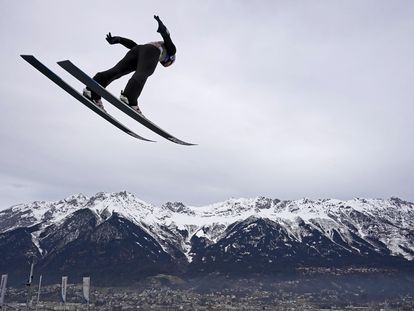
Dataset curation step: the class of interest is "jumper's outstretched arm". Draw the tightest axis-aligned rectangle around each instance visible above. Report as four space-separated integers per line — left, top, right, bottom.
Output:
105 32 137 49
154 15 176 56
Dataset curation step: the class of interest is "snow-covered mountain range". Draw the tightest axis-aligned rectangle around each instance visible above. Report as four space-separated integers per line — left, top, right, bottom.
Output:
1 192 413 284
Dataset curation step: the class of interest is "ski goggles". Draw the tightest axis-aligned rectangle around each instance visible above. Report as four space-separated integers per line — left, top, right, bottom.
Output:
161 54 176 67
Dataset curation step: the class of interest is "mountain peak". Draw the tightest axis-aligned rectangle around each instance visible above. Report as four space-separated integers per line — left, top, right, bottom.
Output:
1 191 414 282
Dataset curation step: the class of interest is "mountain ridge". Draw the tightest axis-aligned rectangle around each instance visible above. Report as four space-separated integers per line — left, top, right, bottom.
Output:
1 192 413 285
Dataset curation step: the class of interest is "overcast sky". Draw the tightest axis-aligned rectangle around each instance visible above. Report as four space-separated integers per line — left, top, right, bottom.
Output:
1 0 413 209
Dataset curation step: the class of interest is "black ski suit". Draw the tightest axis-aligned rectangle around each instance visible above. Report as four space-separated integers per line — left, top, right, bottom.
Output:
89 30 176 107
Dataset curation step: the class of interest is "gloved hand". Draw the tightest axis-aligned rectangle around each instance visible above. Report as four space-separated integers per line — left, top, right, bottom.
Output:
105 32 121 45
154 15 169 35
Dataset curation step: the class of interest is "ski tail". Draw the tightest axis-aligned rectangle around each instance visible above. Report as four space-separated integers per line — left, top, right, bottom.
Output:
20 55 154 142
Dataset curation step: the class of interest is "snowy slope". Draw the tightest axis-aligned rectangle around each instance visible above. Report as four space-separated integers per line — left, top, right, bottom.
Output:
1 193 413 262
0 194 88 233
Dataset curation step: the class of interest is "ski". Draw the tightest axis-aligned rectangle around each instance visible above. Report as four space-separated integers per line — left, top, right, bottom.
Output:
21 55 153 142
57 60 196 146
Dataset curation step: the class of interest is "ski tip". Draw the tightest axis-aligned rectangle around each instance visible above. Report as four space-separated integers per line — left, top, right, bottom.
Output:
182 142 197 146
129 132 155 142
168 137 197 146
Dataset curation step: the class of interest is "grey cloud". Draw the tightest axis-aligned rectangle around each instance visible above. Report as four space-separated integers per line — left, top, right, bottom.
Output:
0 0 413 209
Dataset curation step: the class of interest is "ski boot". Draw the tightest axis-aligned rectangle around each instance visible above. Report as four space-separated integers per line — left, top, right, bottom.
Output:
83 88 106 112
120 91 143 115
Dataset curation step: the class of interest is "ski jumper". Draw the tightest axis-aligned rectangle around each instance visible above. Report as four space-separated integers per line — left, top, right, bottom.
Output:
88 17 176 107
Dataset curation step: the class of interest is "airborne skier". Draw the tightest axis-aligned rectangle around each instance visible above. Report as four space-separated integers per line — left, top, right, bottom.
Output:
21 15 194 144
83 15 176 114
